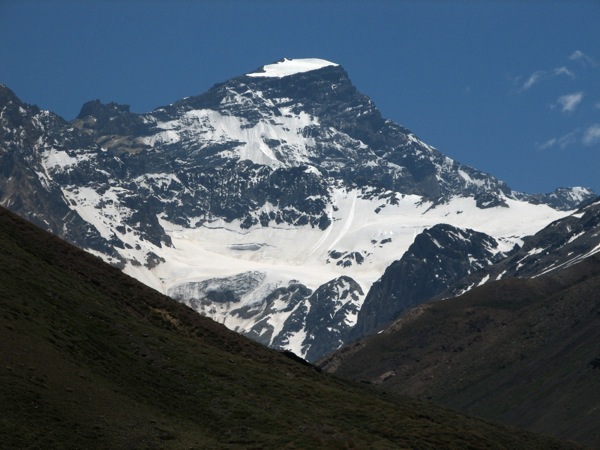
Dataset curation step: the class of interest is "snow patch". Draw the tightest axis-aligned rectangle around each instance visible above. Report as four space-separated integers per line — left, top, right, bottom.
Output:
247 58 339 78
43 148 92 170
143 108 319 168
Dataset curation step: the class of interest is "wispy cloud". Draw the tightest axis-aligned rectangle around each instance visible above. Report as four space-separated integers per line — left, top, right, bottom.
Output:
538 132 577 150
538 123 600 150
520 71 545 91
518 66 576 92
553 92 584 113
569 50 599 67
520 51 598 154
583 124 600 146
516 51 598 93
553 66 576 79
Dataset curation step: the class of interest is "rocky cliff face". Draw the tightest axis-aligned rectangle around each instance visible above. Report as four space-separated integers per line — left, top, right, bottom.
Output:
351 224 509 338
442 197 600 298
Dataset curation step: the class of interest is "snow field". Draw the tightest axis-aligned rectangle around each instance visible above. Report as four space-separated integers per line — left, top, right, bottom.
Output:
246 58 339 78
143 108 319 168
134 188 570 304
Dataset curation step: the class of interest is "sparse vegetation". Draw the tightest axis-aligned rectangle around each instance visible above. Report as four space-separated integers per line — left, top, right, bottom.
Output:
0 207 580 448
322 257 600 448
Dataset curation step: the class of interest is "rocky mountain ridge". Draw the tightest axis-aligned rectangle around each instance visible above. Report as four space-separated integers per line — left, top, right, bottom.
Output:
345 196 600 341
0 59 595 360
319 231 600 447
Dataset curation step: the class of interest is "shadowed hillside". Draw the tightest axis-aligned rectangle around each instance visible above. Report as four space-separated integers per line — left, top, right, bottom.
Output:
0 206 581 448
320 255 600 448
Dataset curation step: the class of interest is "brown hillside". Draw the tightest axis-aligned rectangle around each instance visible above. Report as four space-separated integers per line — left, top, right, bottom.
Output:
0 206 580 448
320 255 600 447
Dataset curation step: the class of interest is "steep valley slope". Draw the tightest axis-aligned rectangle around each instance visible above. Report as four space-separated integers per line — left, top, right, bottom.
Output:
0 206 583 449
320 251 600 448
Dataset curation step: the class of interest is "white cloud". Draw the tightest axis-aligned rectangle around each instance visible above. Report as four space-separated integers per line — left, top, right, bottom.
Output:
518 51 596 92
569 50 599 67
518 67 576 92
553 66 575 79
582 124 600 146
554 92 584 113
537 138 557 150
538 123 600 150
520 71 545 91
537 132 577 150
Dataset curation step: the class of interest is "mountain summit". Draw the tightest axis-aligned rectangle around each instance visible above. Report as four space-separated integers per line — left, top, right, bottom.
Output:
247 57 339 77
0 59 596 360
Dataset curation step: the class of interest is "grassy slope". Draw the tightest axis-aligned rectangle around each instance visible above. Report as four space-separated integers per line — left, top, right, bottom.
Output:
322 256 600 448
0 206 581 449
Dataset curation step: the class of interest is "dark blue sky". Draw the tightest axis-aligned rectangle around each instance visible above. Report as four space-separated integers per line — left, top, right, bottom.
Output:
2 1 599 194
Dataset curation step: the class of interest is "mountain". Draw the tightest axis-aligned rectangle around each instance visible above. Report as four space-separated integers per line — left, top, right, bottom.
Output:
349 223 510 339
443 197 600 297
0 206 579 449
0 58 595 361
349 197 600 338
318 205 600 447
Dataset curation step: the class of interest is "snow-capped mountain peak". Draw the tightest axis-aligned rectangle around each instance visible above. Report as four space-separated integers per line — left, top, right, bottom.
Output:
246 57 339 78
1 59 597 361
